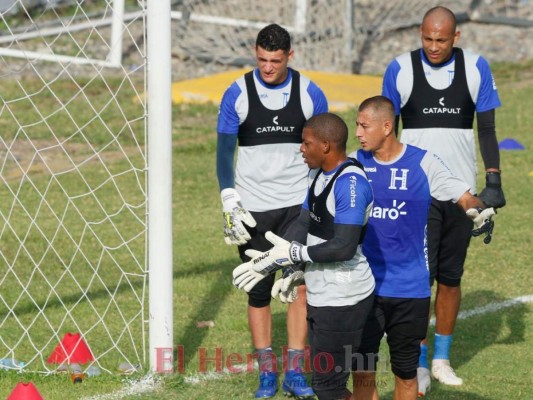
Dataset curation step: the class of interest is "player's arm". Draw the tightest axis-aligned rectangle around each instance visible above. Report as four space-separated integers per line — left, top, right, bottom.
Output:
456 191 484 212
475 57 505 208
477 109 506 208
306 224 363 262
382 60 403 136
423 152 496 244
306 80 329 114
216 85 257 246
381 59 402 115
216 83 241 189
216 134 236 190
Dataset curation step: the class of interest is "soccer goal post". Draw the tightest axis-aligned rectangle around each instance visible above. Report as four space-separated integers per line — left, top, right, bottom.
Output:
147 0 174 373
0 0 173 374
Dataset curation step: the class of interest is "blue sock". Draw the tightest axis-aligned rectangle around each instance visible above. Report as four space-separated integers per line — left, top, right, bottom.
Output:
419 343 429 368
433 334 453 360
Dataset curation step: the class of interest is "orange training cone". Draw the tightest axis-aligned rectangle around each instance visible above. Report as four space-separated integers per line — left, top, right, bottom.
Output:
6 382 44 400
47 332 94 364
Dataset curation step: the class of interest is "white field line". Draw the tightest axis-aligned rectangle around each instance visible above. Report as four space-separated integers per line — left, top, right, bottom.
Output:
82 294 533 399
80 374 162 400
429 294 533 326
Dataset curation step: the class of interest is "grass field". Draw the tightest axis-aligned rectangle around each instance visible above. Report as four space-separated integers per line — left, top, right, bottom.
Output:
0 60 532 399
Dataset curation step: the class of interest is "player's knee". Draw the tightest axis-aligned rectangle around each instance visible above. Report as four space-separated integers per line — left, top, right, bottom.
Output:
436 276 461 287
391 363 417 380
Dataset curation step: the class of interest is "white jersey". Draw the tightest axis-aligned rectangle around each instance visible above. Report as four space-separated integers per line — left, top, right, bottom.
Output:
217 68 328 211
382 48 501 193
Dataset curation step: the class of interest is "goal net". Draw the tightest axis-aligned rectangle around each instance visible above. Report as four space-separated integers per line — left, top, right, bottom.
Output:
0 0 173 375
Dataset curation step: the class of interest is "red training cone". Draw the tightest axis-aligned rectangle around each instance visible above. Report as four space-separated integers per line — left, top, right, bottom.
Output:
6 382 44 400
47 332 94 364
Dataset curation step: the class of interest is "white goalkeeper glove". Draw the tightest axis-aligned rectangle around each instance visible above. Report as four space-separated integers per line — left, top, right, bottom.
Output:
271 265 305 304
232 231 304 292
221 188 257 246
466 207 496 244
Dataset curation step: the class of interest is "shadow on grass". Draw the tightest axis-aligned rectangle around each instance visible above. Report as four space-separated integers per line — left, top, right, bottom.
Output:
173 257 237 372
429 290 528 370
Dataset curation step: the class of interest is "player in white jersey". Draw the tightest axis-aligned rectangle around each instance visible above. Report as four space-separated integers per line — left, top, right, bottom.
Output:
349 96 495 400
381 6 506 394
216 23 327 399
232 112 375 400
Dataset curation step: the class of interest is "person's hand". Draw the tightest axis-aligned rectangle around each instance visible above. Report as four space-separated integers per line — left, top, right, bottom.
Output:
247 231 303 273
232 249 270 292
271 264 305 303
478 172 506 209
232 231 304 292
221 188 257 246
466 207 495 244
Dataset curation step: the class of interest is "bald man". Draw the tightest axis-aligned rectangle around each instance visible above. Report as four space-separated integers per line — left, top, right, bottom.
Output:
381 6 505 395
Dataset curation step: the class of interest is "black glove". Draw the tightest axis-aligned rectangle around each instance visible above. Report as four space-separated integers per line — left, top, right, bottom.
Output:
478 172 506 209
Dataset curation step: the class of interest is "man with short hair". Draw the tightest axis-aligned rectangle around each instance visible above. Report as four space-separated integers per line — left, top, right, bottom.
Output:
350 96 495 400
233 112 376 400
382 6 505 395
216 23 327 398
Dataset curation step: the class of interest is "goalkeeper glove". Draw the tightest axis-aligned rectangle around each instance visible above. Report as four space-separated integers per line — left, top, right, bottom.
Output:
466 207 496 244
478 172 506 209
221 188 257 246
232 231 304 292
271 264 305 304
232 249 270 292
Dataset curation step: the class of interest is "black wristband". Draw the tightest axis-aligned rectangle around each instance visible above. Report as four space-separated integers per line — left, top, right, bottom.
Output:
486 171 502 188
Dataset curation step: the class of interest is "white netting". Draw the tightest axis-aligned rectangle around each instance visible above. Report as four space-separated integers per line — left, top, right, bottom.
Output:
0 0 147 374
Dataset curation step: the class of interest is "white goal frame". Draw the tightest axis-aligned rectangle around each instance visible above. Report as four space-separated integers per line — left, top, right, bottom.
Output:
0 0 128 67
146 0 174 373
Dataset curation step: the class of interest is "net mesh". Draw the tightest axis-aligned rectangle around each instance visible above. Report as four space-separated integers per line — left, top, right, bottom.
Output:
0 0 147 374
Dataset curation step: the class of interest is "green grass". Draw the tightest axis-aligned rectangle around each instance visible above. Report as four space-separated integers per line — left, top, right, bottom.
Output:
0 61 532 399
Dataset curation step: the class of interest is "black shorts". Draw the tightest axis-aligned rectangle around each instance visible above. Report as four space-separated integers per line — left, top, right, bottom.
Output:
237 205 301 308
427 198 473 287
306 294 374 400
356 296 430 380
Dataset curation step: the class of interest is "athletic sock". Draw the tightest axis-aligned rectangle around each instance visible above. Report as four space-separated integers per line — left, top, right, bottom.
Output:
419 342 429 368
287 348 305 371
256 347 275 373
433 334 453 360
